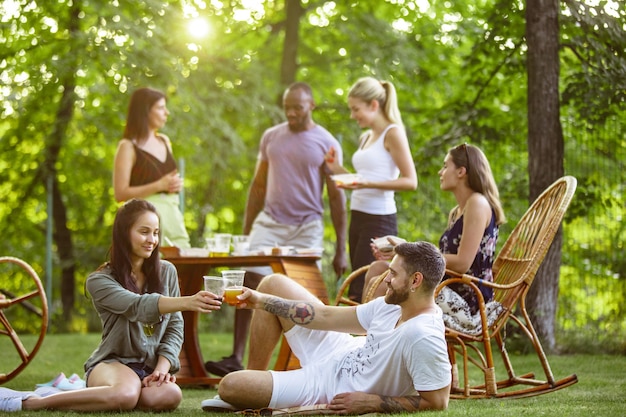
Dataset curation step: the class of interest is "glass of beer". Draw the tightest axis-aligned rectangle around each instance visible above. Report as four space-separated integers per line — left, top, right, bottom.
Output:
211 233 232 257
221 270 245 305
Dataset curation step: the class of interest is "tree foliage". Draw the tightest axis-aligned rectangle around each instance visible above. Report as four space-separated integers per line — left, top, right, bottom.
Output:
0 0 624 347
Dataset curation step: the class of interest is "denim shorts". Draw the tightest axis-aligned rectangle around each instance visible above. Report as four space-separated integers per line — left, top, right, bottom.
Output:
125 362 155 380
85 361 154 386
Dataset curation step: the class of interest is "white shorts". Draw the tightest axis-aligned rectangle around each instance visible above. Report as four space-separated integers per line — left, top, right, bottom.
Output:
268 326 364 408
246 211 323 275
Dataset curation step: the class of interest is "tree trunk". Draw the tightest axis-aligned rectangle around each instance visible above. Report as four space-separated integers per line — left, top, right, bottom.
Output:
280 0 304 91
525 0 564 352
44 3 80 326
51 176 76 324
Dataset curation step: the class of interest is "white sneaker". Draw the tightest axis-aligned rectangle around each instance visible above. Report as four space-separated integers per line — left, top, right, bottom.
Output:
54 376 85 391
0 388 34 412
35 372 65 388
201 395 239 412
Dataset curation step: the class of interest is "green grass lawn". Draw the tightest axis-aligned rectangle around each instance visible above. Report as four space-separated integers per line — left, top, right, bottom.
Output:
1 333 625 416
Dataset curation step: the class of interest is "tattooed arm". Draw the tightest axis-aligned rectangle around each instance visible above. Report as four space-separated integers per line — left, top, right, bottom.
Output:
327 386 450 414
241 290 365 334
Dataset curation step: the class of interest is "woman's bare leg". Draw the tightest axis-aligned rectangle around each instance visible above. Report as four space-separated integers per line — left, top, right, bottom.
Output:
136 378 182 411
22 362 141 411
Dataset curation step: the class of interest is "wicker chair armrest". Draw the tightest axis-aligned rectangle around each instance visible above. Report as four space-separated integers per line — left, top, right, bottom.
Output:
443 268 528 291
435 276 491 338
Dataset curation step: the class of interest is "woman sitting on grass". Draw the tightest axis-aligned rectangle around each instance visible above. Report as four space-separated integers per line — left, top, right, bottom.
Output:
0 199 222 413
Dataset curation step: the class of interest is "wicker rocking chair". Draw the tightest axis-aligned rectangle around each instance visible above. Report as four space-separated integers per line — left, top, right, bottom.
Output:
334 265 376 306
436 175 579 399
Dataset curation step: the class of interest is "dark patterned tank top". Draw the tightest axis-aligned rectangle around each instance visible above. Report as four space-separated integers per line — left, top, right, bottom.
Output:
129 137 177 189
439 208 499 313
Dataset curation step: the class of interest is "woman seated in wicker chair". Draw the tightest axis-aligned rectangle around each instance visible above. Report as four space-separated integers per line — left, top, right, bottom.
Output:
361 144 506 334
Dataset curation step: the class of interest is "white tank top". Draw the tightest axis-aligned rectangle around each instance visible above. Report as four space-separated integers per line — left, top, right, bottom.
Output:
350 124 400 215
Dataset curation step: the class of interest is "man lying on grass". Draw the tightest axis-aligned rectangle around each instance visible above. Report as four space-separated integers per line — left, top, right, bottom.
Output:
202 241 451 415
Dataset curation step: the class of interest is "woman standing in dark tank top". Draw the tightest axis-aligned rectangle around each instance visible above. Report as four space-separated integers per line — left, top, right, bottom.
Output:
113 87 190 248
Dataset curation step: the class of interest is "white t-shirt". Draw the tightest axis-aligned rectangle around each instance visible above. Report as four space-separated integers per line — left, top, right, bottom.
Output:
333 297 451 395
273 297 451 407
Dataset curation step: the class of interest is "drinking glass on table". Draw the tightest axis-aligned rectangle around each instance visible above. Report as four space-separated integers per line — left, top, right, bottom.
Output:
212 233 232 257
232 235 250 255
205 237 217 253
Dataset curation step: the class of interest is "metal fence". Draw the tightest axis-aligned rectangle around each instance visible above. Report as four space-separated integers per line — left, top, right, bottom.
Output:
559 113 625 351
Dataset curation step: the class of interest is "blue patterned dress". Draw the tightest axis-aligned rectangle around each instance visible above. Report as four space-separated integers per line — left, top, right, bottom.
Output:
439 209 498 314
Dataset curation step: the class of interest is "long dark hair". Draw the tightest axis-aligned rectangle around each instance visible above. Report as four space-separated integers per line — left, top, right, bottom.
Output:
107 199 163 294
123 87 165 143
449 144 506 225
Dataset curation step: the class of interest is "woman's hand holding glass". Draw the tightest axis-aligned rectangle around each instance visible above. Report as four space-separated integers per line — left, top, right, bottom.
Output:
191 290 222 313
159 171 182 194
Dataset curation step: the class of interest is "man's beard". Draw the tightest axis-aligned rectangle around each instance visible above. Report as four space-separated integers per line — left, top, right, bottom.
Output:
287 117 307 132
384 284 410 305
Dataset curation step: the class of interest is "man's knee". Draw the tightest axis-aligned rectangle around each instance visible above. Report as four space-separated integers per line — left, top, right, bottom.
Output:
218 370 273 409
256 273 290 295
217 372 240 401
257 274 320 304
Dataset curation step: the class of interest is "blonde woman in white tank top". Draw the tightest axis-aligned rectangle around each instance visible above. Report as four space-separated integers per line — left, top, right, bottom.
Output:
325 77 417 301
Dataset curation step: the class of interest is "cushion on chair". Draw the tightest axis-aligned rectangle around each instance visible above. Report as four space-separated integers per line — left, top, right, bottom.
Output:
436 286 504 336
